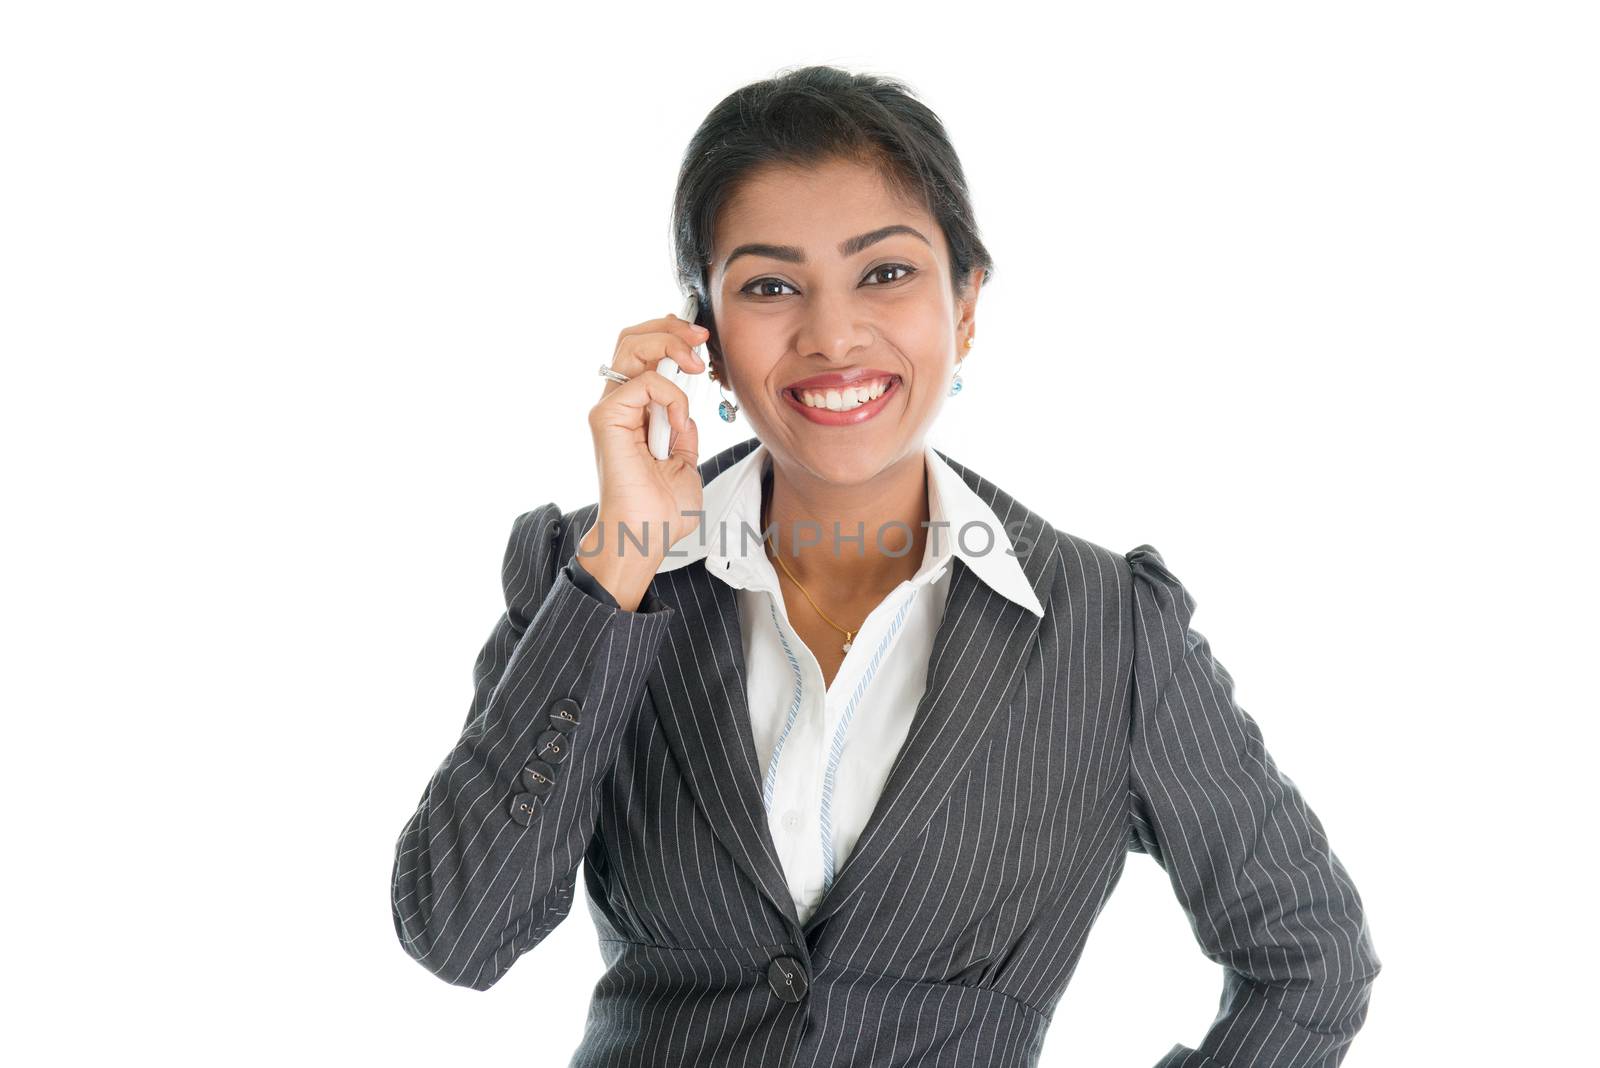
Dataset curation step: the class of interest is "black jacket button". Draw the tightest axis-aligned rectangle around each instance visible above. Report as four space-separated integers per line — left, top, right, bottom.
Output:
766 956 808 1002
521 760 557 796
549 697 582 730
508 792 537 826
532 728 570 765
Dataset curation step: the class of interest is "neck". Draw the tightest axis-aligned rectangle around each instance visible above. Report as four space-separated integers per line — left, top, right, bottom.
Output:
760 448 930 603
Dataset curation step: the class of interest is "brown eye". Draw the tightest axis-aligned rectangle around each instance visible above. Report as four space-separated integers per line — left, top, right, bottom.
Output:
740 277 798 298
863 263 916 286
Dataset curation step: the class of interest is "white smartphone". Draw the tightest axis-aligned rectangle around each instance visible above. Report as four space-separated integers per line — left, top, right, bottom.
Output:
647 292 707 460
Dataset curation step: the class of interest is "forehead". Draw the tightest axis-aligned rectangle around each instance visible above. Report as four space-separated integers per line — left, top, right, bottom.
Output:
714 157 935 255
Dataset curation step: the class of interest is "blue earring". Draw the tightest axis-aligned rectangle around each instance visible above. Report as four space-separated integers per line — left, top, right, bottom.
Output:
715 377 739 423
949 338 971 396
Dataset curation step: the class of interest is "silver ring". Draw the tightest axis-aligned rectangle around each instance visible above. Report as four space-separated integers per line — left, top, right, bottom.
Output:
597 364 630 385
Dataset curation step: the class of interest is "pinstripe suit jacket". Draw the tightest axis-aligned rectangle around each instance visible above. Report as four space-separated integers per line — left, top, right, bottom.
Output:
391 435 1382 1067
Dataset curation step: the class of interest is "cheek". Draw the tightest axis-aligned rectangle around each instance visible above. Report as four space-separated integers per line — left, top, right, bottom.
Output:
896 326 957 383
887 290 956 348
713 320 783 393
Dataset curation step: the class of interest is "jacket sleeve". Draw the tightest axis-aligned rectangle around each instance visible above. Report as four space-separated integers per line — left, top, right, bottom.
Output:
391 503 675 990
568 551 622 609
1124 545 1382 1068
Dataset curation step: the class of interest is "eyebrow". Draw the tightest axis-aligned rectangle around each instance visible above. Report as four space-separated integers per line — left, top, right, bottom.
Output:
722 224 932 271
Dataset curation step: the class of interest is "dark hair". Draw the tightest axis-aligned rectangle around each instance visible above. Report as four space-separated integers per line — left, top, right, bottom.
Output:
670 64 993 366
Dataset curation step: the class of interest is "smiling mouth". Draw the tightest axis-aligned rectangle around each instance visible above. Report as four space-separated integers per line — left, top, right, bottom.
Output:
783 374 901 413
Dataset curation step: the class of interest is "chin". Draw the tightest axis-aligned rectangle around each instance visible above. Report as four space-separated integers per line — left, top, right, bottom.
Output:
782 432 922 487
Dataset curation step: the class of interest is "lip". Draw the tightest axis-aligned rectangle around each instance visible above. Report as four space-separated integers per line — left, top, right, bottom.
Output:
783 367 900 391
781 374 902 426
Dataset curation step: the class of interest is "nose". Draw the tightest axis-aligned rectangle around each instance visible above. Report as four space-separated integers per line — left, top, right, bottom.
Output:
793 287 872 364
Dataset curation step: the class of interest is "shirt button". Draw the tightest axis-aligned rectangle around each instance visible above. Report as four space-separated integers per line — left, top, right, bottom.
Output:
782 809 802 831
766 955 808 1003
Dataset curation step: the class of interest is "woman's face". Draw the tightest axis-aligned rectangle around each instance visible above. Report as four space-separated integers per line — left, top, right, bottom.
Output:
707 156 982 487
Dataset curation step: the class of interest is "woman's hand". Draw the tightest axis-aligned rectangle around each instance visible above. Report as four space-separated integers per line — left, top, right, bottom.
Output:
579 311 710 610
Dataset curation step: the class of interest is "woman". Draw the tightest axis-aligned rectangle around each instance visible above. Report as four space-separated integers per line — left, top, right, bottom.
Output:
390 66 1381 1067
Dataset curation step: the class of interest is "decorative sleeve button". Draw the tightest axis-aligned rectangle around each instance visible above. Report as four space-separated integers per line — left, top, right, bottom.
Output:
521 760 558 797
547 697 585 729
548 697 582 731
508 792 537 826
532 728 570 765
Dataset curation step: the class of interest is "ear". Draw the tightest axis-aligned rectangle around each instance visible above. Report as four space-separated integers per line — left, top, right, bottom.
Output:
955 267 984 338
698 300 724 369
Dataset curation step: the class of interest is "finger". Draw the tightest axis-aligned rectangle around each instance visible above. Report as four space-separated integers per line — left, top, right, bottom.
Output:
598 350 703 409
599 334 708 405
618 314 713 354
626 331 708 377
613 319 709 375
593 368 691 437
669 414 700 464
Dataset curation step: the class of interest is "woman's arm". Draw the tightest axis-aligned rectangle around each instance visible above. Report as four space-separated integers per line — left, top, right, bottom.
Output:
390 503 674 989
1125 545 1382 1067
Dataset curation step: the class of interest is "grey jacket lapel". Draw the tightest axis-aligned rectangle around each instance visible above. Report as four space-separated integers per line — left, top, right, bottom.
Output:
646 564 804 930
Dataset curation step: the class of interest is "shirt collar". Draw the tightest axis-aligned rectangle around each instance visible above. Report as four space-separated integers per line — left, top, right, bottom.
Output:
656 441 1045 618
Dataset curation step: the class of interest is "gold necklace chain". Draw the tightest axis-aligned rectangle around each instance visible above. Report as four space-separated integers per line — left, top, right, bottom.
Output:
761 470 855 653
764 532 856 652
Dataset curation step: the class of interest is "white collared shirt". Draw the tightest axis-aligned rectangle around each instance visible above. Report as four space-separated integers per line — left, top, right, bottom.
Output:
657 441 1044 924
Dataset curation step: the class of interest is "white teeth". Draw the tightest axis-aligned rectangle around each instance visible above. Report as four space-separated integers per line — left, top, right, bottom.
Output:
794 377 894 411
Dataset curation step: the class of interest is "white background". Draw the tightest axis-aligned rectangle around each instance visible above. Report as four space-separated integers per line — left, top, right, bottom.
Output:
3 2 1594 1064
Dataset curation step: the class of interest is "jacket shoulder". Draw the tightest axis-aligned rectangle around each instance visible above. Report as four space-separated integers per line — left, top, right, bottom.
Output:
1036 522 1140 617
